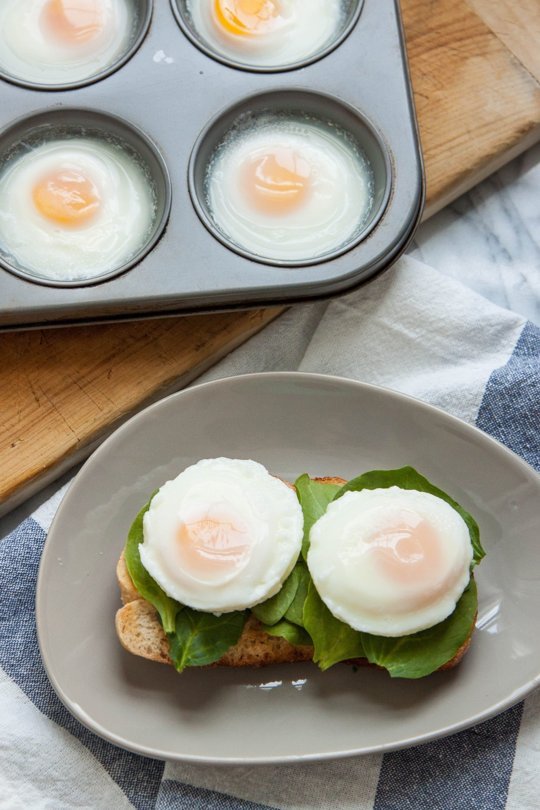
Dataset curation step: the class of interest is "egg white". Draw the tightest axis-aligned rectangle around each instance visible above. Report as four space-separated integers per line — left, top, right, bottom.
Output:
206 115 374 262
0 137 157 281
307 487 474 637
0 0 132 85
139 458 304 614
187 0 345 67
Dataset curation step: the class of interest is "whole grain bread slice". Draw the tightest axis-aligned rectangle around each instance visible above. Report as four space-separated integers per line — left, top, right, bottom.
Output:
115 476 476 672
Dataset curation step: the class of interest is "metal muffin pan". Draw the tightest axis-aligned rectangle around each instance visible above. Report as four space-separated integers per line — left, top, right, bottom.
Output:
0 0 424 329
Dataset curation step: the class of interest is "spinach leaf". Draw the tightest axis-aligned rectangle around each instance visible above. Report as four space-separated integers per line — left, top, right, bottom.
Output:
251 564 301 625
251 559 312 630
335 467 485 565
360 578 477 679
168 609 247 672
284 561 311 626
261 619 313 647
303 581 365 671
295 474 342 559
124 498 181 633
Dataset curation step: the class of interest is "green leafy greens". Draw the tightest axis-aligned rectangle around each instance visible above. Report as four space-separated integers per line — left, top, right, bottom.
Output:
251 565 302 625
168 609 246 672
124 498 180 634
260 619 312 647
295 474 342 559
284 562 311 626
252 560 313 647
303 581 365 670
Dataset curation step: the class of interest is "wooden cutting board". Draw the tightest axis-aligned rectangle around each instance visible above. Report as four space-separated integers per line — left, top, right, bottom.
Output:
2 0 539 515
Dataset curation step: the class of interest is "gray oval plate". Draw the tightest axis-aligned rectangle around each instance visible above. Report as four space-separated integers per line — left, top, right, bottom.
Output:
36 372 540 764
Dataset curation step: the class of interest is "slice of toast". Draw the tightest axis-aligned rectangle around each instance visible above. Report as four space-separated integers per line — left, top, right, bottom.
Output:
115 550 314 667
115 476 475 672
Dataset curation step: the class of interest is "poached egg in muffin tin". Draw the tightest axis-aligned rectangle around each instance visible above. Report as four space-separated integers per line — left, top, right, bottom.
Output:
308 487 474 638
186 0 346 69
139 458 304 614
0 0 133 86
0 136 157 282
204 112 375 263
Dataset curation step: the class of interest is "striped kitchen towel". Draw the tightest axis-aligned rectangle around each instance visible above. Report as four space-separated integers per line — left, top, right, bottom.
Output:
1 256 539 810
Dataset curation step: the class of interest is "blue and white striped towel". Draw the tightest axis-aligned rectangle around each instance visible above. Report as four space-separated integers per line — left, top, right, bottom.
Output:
1 256 539 809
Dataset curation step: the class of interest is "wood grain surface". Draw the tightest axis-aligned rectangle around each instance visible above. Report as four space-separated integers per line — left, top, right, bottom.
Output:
467 0 540 84
2 0 540 514
403 0 540 217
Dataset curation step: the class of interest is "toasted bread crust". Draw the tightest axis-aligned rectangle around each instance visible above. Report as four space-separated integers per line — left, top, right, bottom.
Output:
116 599 172 665
116 475 475 673
117 552 139 605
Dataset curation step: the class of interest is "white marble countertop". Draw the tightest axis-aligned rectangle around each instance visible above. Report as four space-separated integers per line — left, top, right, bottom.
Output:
410 144 540 326
1 141 539 537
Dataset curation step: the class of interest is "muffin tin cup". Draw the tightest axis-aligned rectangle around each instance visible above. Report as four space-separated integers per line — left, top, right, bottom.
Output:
171 0 365 74
189 89 392 267
0 107 172 288
0 0 424 329
0 0 153 92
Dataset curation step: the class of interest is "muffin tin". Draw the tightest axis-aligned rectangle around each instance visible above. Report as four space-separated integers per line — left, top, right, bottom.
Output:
0 0 424 329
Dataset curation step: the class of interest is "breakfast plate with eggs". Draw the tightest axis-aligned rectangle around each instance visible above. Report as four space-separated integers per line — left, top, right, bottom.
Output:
36 373 540 763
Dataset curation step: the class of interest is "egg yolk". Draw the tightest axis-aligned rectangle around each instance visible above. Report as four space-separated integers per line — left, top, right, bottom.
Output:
40 0 106 46
177 514 252 582
241 147 312 215
214 0 281 37
368 509 449 606
32 169 101 227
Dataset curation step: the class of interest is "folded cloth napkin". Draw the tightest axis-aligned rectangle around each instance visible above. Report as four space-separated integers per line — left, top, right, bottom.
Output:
1 255 539 810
